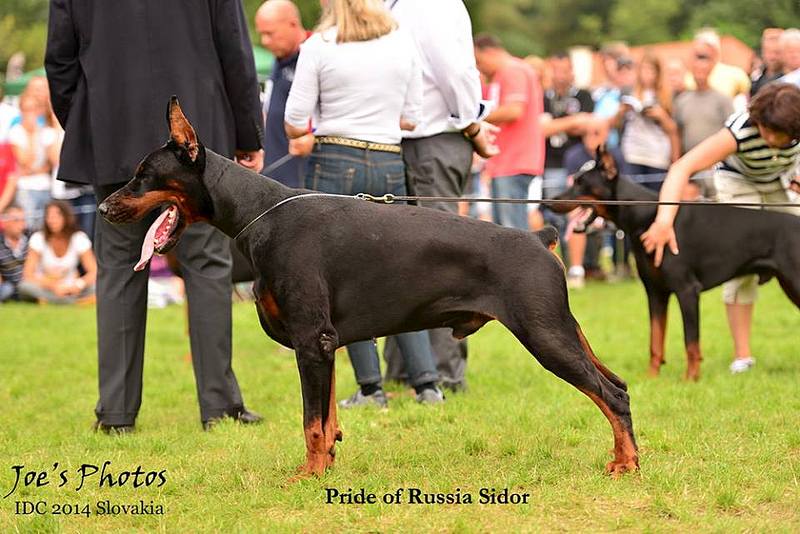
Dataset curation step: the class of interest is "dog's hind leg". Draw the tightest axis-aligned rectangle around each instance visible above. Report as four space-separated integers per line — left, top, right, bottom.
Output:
574 325 627 391
499 267 638 477
772 238 800 308
776 271 800 309
510 316 638 476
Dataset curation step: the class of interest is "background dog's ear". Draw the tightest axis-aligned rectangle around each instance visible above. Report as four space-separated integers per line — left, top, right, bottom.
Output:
595 144 617 181
167 96 199 162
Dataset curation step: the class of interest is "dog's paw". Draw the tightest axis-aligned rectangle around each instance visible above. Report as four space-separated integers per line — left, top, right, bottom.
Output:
605 457 639 478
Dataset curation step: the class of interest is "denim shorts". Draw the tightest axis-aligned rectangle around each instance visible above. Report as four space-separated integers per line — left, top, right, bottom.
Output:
305 143 407 197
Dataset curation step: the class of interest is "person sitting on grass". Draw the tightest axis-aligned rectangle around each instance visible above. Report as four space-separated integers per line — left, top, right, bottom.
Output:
0 204 31 302
18 200 96 304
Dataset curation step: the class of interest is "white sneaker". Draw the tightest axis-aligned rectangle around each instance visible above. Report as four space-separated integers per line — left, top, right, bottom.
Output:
729 357 755 374
567 275 585 289
567 266 585 289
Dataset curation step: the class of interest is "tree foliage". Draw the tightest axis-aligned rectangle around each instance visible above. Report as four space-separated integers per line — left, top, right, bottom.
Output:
4 0 800 76
1 0 49 75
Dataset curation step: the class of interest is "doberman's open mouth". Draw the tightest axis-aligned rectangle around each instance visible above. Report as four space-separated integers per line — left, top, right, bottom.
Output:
135 204 180 271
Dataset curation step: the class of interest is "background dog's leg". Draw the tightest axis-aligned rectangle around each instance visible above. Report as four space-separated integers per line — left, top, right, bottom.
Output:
775 242 800 308
645 289 670 376
675 287 702 381
776 275 800 308
292 329 340 480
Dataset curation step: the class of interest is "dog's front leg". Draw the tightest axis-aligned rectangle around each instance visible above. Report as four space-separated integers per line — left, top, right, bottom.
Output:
675 287 702 381
645 289 670 376
292 331 342 480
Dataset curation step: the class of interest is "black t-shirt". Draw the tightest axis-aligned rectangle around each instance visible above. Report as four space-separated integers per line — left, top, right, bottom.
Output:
543 87 594 169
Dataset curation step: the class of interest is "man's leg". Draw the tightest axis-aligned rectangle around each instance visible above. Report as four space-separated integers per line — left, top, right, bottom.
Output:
491 174 534 230
395 331 439 387
385 134 473 389
174 223 245 423
345 340 383 390
93 184 151 427
340 340 388 408
402 133 472 213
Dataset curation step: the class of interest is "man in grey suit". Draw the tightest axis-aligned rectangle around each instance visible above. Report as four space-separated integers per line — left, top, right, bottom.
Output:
45 0 264 432
383 0 498 393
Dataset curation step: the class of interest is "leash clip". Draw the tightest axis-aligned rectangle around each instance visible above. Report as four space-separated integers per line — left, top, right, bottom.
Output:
356 193 395 204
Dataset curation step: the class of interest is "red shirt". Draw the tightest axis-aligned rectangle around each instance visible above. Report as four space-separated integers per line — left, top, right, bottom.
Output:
485 57 544 178
0 142 16 198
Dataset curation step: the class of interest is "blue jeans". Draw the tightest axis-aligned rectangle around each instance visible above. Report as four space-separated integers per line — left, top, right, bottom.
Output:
15 188 51 231
0 281 17 302
305 143 439 388
491 174 534 230
70 192 97 242
306 143 407 197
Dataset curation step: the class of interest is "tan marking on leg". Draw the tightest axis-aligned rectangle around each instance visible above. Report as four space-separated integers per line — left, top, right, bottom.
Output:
684 341 702 382
578 388 639 477
576 326 626 390
292 417 330 480
259 292 281 319
649 314 666 376
323 360 342 465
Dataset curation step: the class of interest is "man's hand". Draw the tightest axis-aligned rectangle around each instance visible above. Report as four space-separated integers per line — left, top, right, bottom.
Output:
399 118 416 131
467 121 500 159
235 149 264 172
640 219 679 267
288 134 315 157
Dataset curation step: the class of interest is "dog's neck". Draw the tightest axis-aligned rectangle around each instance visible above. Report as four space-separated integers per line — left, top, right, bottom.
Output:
202 149 296 240
607 175 659 232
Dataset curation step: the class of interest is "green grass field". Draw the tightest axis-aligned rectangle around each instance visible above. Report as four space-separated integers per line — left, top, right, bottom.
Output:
1 279 799 533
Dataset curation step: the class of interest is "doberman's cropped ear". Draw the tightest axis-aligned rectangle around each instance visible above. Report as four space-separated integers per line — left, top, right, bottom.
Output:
167 96 199 162
595 144 618 181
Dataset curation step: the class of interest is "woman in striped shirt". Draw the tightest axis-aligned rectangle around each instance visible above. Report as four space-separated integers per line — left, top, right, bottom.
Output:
641 82 800 374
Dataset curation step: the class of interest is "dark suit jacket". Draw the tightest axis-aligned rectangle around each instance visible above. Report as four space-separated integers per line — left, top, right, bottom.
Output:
45 0 263 186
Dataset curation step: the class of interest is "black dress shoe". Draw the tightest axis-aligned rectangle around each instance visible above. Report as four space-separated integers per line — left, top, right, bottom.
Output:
234 409 263 425
93 421 135 434
202 408 263 430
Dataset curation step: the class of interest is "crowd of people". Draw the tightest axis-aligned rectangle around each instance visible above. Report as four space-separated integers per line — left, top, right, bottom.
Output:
1 0 799 424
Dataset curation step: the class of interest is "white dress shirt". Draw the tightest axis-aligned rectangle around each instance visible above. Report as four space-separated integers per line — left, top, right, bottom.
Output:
781 67 800 87
284 27 421 145
387 0 485 138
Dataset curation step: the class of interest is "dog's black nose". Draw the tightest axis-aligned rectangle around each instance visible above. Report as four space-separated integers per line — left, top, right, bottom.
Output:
97 202 109 218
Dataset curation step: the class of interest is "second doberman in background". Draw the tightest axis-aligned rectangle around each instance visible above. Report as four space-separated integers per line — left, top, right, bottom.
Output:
554 147 800 380
99 98 638 479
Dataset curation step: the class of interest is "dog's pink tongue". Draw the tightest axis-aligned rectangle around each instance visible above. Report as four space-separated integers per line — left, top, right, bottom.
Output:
134 209 171 271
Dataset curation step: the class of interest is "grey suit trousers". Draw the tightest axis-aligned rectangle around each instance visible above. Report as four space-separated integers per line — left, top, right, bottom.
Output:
93 184 243 425
384 133 473 388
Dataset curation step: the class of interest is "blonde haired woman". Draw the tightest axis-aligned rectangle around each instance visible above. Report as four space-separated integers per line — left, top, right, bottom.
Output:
315 0 395 42
285 0 444 407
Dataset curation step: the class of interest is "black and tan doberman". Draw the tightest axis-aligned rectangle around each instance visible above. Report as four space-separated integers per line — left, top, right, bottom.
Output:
98 98 639 478
553 146 800 380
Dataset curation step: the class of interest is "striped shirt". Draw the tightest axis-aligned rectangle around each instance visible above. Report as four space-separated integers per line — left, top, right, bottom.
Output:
721 111 800 183
0 231 29 287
